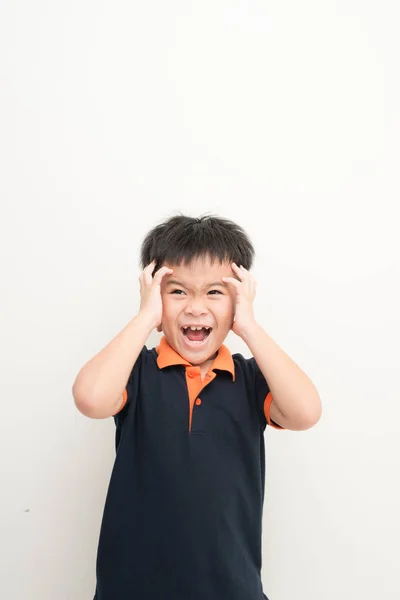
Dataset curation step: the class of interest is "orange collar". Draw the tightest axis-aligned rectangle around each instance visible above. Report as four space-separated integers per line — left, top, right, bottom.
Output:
156 336 235 380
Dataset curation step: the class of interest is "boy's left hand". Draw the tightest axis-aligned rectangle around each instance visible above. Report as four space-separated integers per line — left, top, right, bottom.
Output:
222 263 257 337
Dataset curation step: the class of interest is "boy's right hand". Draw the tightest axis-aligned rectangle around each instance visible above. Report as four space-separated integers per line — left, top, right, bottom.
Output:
138 261 173 330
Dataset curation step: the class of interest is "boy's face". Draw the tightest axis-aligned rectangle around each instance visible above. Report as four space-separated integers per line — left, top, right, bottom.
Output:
159 256 236 366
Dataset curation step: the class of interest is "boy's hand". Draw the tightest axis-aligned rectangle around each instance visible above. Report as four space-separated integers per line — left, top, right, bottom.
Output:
222 263 257 337
139 261 173 329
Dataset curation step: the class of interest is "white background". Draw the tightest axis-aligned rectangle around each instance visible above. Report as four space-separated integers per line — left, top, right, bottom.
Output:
1 1 399 599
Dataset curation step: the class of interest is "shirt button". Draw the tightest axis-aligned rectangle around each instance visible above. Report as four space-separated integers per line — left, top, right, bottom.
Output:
187 371 196 378
195 398 202 406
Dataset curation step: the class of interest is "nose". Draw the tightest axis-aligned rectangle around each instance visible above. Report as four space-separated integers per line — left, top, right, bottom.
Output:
184 299 208 317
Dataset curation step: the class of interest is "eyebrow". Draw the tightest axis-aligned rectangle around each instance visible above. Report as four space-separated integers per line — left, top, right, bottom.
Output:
165 280 227 288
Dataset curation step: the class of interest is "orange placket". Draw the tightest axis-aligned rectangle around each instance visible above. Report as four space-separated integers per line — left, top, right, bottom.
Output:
185 367 216 432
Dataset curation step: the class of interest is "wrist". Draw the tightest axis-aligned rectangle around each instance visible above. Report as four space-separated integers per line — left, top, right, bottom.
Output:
237 319 260 342
135 311 159 333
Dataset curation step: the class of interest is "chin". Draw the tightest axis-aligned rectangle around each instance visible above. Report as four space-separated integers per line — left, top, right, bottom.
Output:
164 325 228 362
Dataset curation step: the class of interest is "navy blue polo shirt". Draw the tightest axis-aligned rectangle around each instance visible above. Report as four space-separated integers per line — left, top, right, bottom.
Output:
94 336 284 600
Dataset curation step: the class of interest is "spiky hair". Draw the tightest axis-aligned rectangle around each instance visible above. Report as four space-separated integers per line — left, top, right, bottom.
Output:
140 214 255 272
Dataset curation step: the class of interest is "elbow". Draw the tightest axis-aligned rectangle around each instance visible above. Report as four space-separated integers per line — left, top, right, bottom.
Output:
291 396 322 431
72 381 108 419
301 398 322 430
72 382 121 419
72 384 96 418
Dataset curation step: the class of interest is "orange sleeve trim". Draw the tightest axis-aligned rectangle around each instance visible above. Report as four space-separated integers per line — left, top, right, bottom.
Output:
264 392 285 430
113 388 128 416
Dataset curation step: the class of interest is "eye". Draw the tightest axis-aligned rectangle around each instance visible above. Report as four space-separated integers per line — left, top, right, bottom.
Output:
171 289 185 295
208 289 223 295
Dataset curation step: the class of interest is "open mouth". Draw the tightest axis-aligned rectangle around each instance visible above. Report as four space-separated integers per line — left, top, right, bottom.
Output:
181 325 212 344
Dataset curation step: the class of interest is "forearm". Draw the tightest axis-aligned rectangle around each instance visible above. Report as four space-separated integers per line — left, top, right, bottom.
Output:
72 312 154 419
241 322 322 428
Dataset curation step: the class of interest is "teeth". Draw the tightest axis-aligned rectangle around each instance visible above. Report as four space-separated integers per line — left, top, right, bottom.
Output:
183 326 211 330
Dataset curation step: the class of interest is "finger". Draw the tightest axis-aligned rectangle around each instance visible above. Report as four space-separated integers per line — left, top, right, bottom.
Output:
144 260 156 271
139 270 147 289
236 264 255 285
139 263 153 279
231 263 244 280
235 263 250 276
143 260 156 285
222 276 241 290
153 266 173 285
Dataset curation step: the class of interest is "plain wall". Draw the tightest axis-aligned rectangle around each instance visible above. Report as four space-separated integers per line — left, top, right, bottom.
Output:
1 1 399 599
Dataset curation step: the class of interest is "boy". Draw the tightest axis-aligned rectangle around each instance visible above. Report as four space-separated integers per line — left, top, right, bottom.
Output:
73 214 322 600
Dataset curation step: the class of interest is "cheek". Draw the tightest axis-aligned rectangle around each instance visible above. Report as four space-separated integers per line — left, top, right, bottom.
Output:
225 292 235 309
161 297 181 319
214 298 235 321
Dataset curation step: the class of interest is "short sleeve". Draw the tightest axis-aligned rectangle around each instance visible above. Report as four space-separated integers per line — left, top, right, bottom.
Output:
113 346 147 448
251 357 285 430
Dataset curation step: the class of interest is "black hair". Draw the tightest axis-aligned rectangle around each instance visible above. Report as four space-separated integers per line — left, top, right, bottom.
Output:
140 214 254 272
